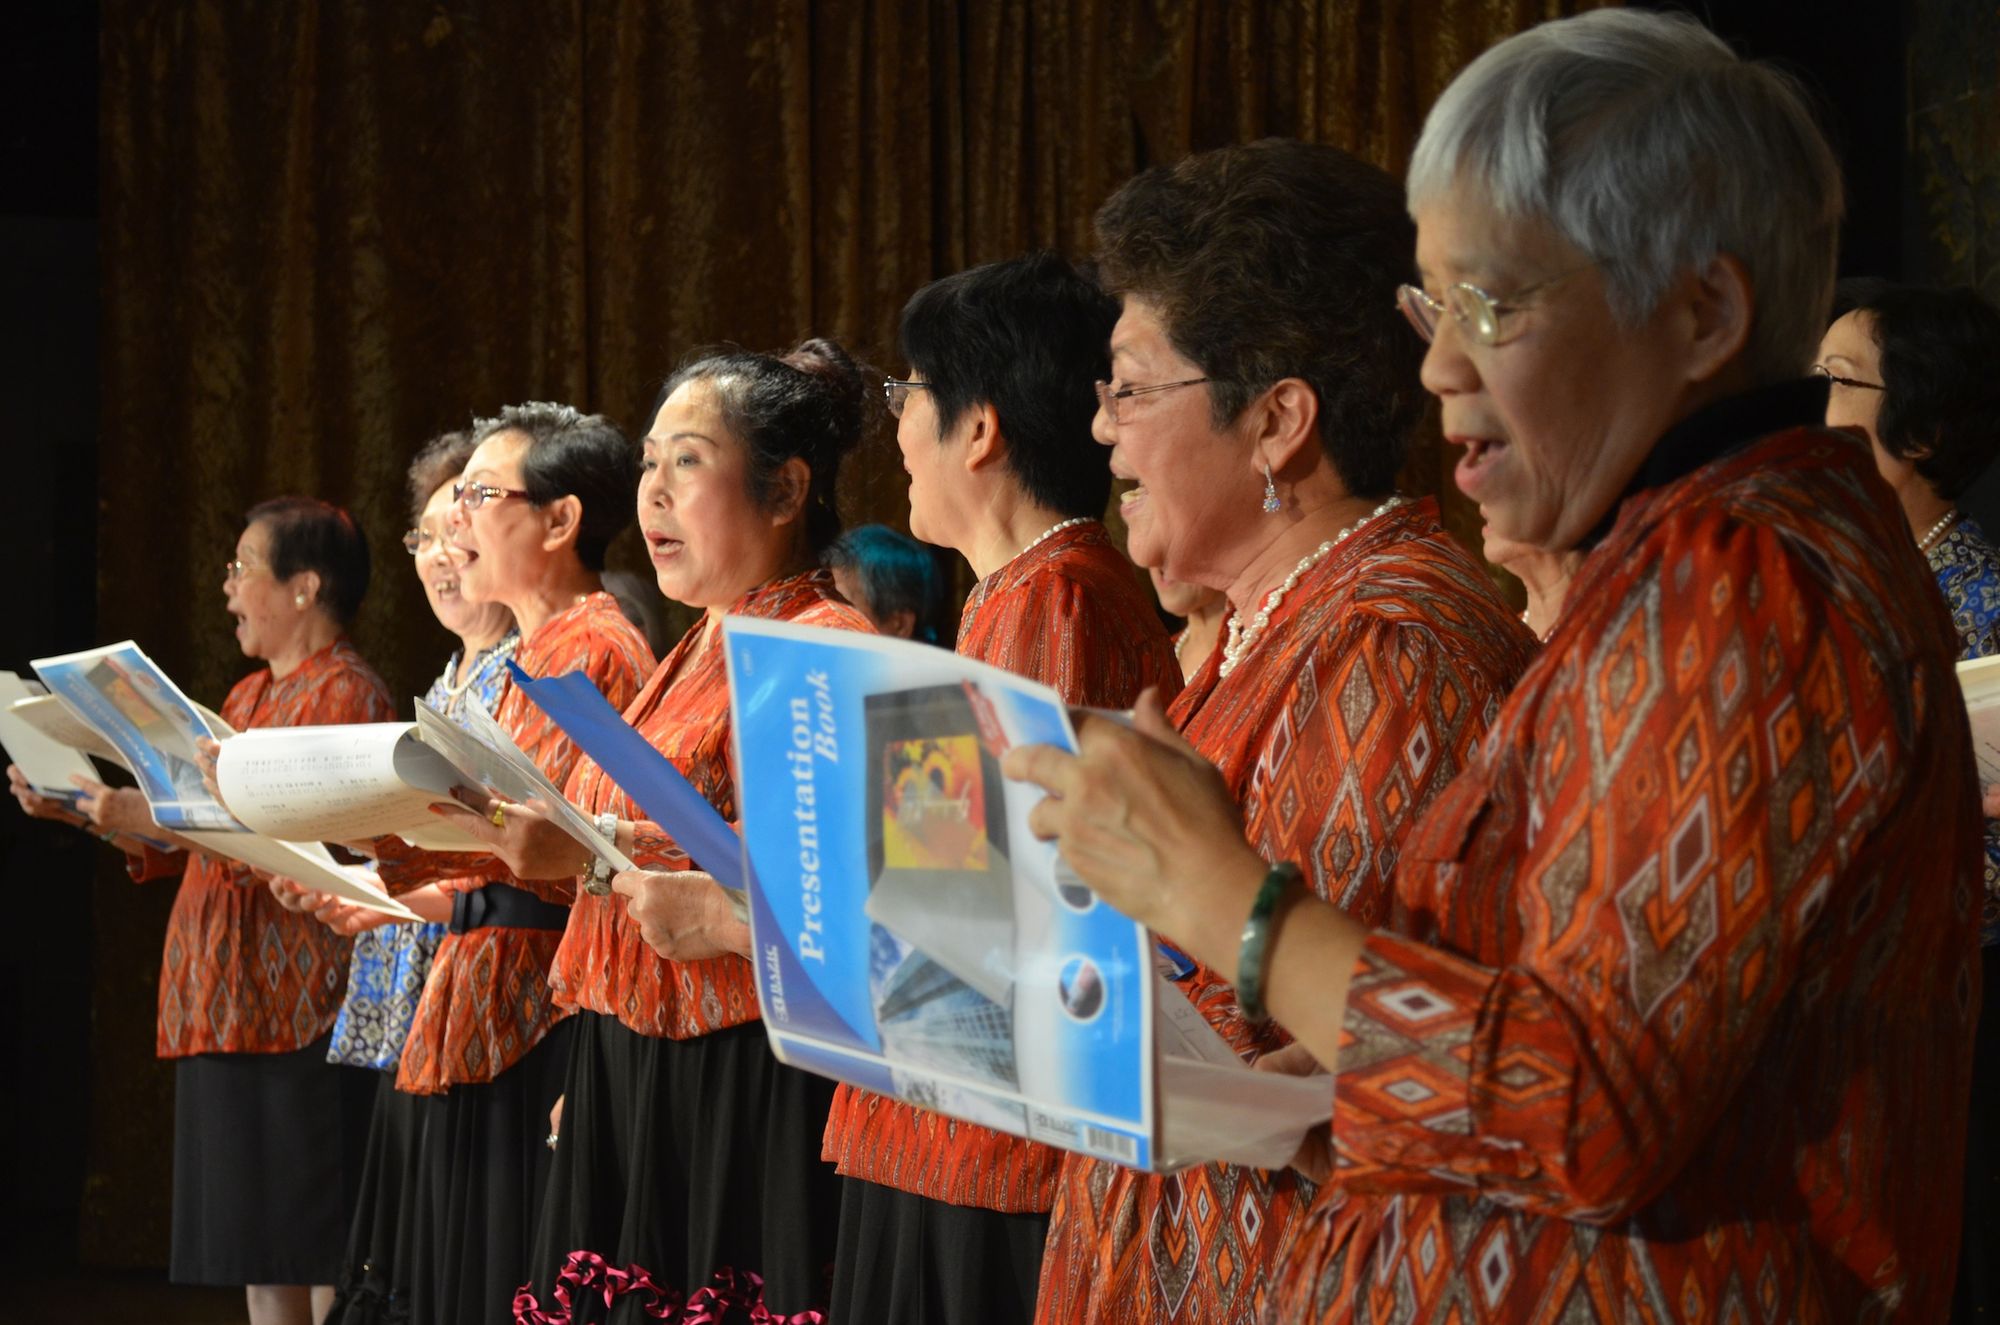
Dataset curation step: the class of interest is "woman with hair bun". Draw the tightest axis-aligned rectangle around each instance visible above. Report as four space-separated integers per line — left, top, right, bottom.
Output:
466 340 876 1323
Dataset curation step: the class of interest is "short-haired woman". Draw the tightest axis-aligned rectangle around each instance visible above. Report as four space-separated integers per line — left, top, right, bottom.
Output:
314 430 516 1324
1820 280 2000 657
8 496 397 1325
1010 11 1980 1321
821 252 1181 1325
360 403 656 1325
825 522 951 643
1819 280 2000 1319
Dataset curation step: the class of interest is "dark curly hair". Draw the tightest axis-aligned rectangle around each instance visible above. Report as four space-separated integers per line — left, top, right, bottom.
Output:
1834 279 2000 501
654 337 869 554
244 496 372 626
404 429 477 525
470 403 637 571
898 252 1120 518
1093 138 1423 498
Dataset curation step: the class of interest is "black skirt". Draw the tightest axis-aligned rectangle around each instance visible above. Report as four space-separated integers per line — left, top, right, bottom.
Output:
328 1072 441 1325
1953 943 2000 1321
170 1033 377 1286
519 1013 841 1324
407 1016 574 1325
828 1177 1049 1325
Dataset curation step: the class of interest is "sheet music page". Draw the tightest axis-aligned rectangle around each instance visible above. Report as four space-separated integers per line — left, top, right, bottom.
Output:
214 723 481 845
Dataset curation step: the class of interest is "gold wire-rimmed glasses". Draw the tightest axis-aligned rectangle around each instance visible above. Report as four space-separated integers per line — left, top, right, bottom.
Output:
1396 266 1592 347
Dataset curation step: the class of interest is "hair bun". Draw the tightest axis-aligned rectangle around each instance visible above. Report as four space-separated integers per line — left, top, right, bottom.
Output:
782 336 868 459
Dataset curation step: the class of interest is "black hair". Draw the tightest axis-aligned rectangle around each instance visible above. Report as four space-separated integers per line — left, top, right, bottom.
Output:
824 524 953 645
471 402 637 571
898 252 1121 518
404 429 477 525
244 496 372 626
1834 279 2000 501
653 337 868 555
1093 138 1423 498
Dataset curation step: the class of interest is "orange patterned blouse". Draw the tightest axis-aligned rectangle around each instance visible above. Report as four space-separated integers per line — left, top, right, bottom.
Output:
1034 498 1537 1323
1278 418 1981 1321
378 592 655 1093
152 638 396 1058
548 569 872 1040
822 520 1183 1213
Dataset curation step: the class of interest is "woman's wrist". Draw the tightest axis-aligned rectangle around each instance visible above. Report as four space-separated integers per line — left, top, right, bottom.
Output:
1237 862 1304 1023
1158 847 1270 981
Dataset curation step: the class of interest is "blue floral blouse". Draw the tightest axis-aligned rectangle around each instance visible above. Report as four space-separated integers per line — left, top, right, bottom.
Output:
327 631 520 1070
1927 516 2000 946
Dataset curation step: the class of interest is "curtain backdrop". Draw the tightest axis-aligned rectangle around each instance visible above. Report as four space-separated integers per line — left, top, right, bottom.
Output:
90 0 1594 1263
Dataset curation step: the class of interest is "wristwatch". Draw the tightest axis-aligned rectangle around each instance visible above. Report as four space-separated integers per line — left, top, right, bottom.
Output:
584 811 618 895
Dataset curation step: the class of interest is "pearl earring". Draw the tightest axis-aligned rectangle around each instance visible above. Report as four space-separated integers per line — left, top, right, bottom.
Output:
1261 464 1280 515
294 593 307 608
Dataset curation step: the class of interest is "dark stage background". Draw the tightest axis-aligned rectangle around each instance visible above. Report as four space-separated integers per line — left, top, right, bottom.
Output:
2 0 1992 1282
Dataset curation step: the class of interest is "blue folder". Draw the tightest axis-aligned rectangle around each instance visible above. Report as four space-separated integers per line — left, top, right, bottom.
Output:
506 661 746 887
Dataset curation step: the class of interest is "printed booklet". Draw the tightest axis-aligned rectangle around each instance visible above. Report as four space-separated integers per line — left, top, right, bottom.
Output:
722 619 1329 1174
28 641 425 919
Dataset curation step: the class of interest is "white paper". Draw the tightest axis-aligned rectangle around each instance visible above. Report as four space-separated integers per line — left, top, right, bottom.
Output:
178 830 423 921
1157 1055 1332 1171
0 673 102 796
1959 656 2000 784
7 693 130 771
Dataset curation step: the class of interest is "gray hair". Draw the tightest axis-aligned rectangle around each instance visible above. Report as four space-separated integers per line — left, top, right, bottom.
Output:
1407 8 1842 381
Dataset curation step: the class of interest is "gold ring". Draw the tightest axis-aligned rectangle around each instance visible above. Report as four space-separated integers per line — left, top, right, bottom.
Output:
490 803 507 829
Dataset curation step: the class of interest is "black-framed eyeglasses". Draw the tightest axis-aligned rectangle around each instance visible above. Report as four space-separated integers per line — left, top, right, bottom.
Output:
1396 266 1590 347
884 378 931 419
1810 364 1885 392
451 480 532 510
1093 377 1212 425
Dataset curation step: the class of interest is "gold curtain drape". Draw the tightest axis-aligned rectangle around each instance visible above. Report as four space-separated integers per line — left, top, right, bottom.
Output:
90 0 1597 1264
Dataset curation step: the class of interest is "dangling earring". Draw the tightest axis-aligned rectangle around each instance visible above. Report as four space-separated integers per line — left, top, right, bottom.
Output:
1261 463 1280 515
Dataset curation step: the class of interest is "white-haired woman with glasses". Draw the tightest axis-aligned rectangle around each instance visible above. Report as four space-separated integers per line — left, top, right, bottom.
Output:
1010 9 1980 1322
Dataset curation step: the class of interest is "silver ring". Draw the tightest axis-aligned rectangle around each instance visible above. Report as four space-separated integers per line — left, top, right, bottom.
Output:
545 1131 559 1150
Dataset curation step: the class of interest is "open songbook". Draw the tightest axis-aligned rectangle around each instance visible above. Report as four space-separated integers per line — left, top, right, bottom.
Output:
24 642 426 920
26 641 650 916
719 619 1331 1175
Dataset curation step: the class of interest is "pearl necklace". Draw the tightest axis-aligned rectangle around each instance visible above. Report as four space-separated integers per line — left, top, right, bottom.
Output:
1019 516 1093 559
1218 496 1407 678
1918 510 1958 553
444 631 519 700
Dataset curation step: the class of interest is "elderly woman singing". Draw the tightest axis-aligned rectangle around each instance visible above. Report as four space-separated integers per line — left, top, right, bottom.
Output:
1009 9 1980 1322
1031 140 1537 1324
